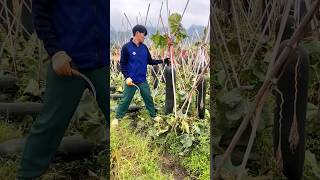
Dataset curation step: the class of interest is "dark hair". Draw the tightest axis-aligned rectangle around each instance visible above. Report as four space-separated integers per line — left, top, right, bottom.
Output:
132 24 148 36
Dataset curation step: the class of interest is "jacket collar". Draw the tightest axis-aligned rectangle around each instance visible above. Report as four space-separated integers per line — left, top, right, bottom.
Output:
130 38 142 47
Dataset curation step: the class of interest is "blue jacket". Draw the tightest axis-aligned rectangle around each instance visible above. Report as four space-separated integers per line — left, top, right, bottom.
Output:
120 39 163 83
32 0 108 70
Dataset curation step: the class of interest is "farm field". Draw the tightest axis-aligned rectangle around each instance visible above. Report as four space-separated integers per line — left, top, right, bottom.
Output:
110 1 210 179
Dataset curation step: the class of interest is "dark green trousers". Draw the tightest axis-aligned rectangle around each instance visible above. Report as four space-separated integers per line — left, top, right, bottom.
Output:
116 81 156 119
17 65 108 178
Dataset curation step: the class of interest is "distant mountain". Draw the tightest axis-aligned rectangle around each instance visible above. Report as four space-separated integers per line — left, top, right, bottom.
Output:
187 25 206 37
110 24 206 44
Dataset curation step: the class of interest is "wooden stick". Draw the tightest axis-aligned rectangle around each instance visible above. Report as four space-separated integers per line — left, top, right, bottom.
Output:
180 62 209 112
237 90 269 179
144 3 150 26
212 10 241 88
231 0 244 55
266 0 293 76
124 13 133 29
181 0 190 20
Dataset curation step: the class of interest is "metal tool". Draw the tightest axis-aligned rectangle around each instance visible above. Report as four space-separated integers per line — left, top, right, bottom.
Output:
71 66 97 99
132 83 140 93
78 72 97 99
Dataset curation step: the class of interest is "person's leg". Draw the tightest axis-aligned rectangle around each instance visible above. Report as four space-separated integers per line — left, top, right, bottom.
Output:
139 81 157 118
115 83 136 119
85 67 108 118
84 66 109 178
17 65 86 178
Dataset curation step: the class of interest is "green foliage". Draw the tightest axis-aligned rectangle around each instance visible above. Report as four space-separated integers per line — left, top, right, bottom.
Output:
76 92 107 144
216 88 272 137
215 155 243 177
216 88 246 125
168 13 187 44
111 72 210 179
306 103 320 135
255 127 274 176
213 18 320 179
182 133 210 180
83 150 109 178
150 31 167 49
301 39 320 104
303 150 320 179
0 122 23 142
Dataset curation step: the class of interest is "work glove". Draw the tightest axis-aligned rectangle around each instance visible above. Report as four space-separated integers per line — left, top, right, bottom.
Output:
52 51 74 76
126 77 134 86
163 57 171 65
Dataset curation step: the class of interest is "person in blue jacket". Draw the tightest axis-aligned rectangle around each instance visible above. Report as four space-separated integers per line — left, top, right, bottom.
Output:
112 25 170 127
16 0 108 179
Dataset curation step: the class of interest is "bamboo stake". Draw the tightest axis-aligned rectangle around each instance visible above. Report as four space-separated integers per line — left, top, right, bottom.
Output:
212 11 241 88
144 3 150 26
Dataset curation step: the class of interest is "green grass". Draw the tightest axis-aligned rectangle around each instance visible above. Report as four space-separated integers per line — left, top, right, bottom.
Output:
0 149 109 179
181 134 210 180
0 121 23 142
110 109 211 179
0 121 22 178
110 117 174 180
0 158 19 179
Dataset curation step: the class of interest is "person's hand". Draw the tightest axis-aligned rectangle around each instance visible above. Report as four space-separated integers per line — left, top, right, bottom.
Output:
126 77 134 86
52 51 73 76
164 57 171 65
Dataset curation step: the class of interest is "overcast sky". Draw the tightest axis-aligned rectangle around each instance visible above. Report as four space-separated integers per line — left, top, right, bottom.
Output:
110 0 209 31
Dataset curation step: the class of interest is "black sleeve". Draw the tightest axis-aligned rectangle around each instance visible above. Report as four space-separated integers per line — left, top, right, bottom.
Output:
32 0 62 57
146 47 163 65
120 45 130 79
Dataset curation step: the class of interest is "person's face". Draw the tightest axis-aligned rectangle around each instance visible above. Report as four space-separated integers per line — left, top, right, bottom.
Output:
135 32 145 43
